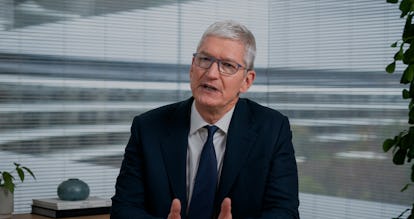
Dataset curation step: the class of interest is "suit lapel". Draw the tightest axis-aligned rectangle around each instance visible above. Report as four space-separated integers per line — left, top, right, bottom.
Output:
216 99 258 202
159 98 258 214
160 98 193 212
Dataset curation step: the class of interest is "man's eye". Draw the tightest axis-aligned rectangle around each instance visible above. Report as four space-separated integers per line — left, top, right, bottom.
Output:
222 62 236 69
200 56 212 62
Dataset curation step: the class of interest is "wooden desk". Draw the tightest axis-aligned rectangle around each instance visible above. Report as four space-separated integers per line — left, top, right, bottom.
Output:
12 214 109 219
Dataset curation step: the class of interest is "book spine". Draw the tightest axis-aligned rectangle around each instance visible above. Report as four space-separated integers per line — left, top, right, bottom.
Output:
32 206 57 218
32 199 112 210
32 205 111 218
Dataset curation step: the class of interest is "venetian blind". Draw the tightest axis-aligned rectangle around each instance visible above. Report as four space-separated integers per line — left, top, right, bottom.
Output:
0 0 410 218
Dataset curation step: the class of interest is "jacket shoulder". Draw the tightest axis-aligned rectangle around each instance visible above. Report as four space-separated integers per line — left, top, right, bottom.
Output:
132 98 191 125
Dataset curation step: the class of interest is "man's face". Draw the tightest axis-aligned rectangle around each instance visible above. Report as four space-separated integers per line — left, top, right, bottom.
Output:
190 36 255 114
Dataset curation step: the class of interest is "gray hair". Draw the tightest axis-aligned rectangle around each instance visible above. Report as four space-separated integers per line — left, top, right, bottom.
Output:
197 20 256 70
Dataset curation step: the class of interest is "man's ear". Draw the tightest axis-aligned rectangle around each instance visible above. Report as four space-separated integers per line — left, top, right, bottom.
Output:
189 57 195 78
240 70 256 93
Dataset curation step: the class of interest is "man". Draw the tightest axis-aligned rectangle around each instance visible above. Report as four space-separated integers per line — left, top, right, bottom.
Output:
111 20 300 219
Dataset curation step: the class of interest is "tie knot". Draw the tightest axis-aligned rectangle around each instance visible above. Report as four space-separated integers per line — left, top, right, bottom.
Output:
205 125 219 137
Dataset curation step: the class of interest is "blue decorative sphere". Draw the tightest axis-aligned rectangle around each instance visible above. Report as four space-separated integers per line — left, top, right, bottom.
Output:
57 178 90 201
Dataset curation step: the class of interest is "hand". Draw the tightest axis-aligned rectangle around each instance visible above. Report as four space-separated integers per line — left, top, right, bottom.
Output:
218 197 232 219
167 198 181 219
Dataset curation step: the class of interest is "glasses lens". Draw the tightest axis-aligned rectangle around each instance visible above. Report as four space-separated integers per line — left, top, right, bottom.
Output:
219 61 239 75
193 53 241 75
195 54 213 69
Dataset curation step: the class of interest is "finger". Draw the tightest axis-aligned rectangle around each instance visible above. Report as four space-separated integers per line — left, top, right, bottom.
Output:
218 197 232 219
171 198 181 214
168 198 181 219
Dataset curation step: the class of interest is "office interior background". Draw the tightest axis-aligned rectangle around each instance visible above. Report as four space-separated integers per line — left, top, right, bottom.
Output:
0 0 412 218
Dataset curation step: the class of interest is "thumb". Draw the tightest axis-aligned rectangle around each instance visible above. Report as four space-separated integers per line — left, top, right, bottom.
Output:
168 198 181 219
218 197 232 219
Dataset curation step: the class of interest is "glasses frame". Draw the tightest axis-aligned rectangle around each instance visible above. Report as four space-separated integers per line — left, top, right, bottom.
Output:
192 53 247 76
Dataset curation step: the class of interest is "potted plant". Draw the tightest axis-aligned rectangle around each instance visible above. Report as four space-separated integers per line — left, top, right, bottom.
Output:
0 162 36 218
384 0 414 218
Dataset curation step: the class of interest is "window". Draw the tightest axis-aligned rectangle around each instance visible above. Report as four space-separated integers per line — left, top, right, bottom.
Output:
0 0 410 218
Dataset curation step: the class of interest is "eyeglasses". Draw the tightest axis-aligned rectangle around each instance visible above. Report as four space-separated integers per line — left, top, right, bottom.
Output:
192 53 247 76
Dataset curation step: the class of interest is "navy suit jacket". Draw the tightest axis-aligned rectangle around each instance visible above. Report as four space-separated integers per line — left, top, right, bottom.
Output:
111 97 299 219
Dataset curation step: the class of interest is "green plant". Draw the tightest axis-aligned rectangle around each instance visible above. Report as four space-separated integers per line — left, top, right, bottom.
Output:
384 0 414 218
0 162 36 194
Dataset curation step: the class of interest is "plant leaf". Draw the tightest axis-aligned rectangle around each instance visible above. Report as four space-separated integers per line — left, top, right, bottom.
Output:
387 0 398 3
411 163 414 182
410 81 414 96
21 167 36 180
404 48 414 64
393 133 403 152
400 0 411 18
3 182 15 194
396 49 405 61
409 144 414 161
386 62 396 73
391 41 399 47
393 148 407 165
403 89 411 98
410 107 414 123
401 65 414 84
383 138 396 152
1 172 15 193
401 133 411 149
16 167 24 182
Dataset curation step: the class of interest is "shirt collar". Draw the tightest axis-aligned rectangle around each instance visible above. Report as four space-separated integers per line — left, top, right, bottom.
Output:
189 101 235 135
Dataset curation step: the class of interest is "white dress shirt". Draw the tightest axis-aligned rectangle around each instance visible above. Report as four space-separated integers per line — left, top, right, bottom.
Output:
186 102 235 207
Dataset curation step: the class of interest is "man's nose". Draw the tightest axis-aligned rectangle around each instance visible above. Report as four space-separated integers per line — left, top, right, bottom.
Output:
205 60 221 77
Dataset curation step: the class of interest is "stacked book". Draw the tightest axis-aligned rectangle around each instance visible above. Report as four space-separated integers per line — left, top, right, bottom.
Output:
31 196 111 218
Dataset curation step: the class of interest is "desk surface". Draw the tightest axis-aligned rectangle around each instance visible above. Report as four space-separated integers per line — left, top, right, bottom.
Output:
12 214 109 219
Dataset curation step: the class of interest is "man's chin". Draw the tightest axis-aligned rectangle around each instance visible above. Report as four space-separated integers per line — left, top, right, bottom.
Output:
194 97 221 109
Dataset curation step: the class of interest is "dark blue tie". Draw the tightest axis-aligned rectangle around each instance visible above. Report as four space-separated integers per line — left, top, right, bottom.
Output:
188 125 219 219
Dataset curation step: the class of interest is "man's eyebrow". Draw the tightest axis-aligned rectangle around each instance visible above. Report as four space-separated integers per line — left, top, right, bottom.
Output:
198 51 212 57
198 51 239 63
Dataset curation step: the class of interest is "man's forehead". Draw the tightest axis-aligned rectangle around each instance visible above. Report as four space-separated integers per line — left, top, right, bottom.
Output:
197 36 245 62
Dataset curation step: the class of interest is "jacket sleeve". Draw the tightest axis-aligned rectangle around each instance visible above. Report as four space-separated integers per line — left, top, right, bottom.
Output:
110 117 163 219
253 116 300 219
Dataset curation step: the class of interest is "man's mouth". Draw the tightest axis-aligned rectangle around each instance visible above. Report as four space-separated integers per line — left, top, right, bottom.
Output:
201 84 219 92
